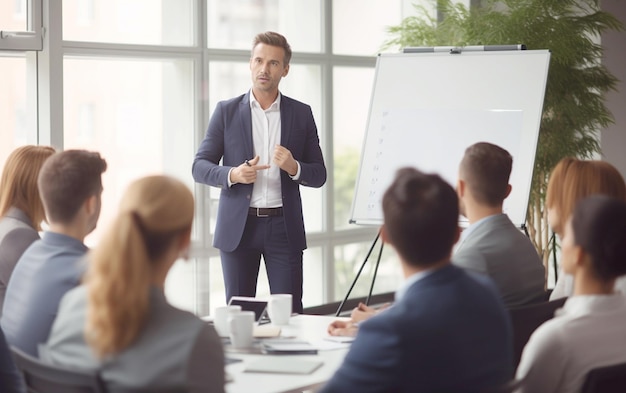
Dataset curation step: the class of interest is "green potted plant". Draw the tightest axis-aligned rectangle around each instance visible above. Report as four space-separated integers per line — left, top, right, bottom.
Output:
384 0 623 286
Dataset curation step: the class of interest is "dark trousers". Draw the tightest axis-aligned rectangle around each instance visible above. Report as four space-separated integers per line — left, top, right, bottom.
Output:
220 215 304 313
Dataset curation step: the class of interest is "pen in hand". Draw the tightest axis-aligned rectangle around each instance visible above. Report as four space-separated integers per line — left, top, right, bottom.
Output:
234 155 270 184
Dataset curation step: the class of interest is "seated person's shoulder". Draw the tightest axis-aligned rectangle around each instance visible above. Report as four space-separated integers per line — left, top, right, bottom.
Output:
1 226 39 248
458 268 503 302
58 285 87 308
452 248 487 272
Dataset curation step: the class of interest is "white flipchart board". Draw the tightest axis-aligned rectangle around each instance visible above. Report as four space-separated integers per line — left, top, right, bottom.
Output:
349 50 550 227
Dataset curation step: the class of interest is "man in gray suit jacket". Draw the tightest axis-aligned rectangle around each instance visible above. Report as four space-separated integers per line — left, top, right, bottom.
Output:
454 142 545 307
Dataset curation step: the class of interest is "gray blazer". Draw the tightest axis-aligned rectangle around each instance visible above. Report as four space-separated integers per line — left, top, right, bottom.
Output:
453 214 546 308
41 286 225 393
0 208 40 314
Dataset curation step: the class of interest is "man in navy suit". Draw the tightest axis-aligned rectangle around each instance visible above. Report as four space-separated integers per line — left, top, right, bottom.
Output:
322 168 513 393
193 32 326 313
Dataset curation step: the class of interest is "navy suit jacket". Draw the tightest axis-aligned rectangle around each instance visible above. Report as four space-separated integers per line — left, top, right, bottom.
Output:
321 265 513 393
193 92 326 252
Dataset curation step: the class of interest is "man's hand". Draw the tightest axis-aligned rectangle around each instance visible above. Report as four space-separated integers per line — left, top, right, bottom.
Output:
327 320 359 337
273 145 298 176
350 302 391 323
230 155 270 184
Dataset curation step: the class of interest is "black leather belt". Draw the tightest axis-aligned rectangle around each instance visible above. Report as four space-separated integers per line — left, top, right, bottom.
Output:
248 207 283 217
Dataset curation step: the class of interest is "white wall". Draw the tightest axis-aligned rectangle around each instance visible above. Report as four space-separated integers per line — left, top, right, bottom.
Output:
601 0 626 177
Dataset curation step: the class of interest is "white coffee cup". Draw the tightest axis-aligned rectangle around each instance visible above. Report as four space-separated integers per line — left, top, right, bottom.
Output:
267 294 292 325
213 305 242 337
228 311 255 349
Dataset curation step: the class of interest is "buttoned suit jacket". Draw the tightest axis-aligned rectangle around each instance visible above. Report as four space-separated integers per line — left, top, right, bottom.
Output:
321 265 513 393
192 92 326 252
453 214 545 308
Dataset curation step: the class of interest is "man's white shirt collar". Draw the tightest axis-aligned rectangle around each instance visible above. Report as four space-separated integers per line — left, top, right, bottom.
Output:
249 89 281 111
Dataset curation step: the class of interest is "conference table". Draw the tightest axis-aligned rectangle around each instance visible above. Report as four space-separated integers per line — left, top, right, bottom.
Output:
224 315 351 393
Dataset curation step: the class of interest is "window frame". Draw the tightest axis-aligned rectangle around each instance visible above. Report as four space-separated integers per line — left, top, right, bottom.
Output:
0 0 43 51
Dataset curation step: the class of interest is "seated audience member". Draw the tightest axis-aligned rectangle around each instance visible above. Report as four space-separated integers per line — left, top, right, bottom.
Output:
0 327 25 393
0 145 55 313
1 150 107 356
41 176 225 393
516 195 626 393
321 168 513 393
546 158 626 300
453 142 545 307
329 142 546 336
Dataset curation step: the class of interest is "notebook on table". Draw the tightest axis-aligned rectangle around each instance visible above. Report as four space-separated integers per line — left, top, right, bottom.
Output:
244 357 323 374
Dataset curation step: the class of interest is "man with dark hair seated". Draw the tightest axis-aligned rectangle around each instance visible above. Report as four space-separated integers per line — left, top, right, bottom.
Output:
1 150 107 357
321 167 513 392
333 142 545 335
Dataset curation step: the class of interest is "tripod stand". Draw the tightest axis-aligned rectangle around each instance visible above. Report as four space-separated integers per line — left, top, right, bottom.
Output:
335 231 385 316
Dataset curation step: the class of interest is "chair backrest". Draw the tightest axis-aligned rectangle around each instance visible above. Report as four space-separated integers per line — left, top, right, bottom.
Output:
10 346 107 393
581 362 626 393
111 389 188 393
480 378 522 393
508 297 567 366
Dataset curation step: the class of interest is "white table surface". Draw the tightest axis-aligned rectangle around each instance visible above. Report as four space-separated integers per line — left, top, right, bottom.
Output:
224 314 350 393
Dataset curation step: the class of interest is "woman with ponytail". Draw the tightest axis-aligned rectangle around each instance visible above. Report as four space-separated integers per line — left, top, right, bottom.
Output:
41 176 225 393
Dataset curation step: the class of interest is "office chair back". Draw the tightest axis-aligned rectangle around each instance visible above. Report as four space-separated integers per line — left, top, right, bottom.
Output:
479 378 522 393
11 346 107 393
112 389 188 393
508 297 567 366
581 362 626 393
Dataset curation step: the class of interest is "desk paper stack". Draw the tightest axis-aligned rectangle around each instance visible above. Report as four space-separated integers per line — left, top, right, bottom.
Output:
254 324 281 338
261 339 318 355
244 357 323 374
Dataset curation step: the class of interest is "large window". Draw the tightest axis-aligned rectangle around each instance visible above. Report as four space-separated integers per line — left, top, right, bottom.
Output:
0 55 32 168
62 57 195 245
2 1 444 316
207 0 322 52
0 0 40 168
62 0 195 46
0 0 42 50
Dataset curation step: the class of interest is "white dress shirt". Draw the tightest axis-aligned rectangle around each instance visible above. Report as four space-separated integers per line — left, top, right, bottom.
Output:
550 273 626 300
227 90 301 207
516 294 626 393
249 91 283 208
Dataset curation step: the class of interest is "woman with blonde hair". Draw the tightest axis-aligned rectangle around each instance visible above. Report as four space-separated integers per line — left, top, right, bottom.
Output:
517 195 626 392
41 176 225 393
546 157 626 299
0 145 55 312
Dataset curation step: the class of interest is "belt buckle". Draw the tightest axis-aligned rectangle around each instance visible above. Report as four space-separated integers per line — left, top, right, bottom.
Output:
255 208 269 218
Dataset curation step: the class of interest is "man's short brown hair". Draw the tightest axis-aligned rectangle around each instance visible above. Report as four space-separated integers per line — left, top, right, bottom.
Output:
459 142 512 207
382 167 459 267
38 150 107 224
252 31 292 65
